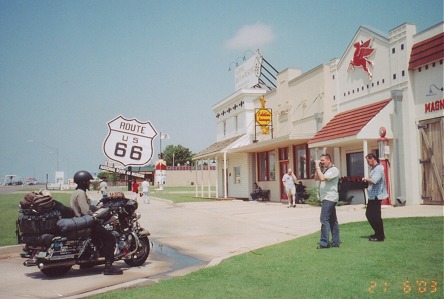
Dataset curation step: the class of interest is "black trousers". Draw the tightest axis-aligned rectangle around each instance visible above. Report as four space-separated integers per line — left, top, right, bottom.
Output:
91 223 116 262
366 199 385 240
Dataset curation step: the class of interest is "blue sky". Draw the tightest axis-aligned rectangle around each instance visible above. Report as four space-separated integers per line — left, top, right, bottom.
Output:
0 0 442 182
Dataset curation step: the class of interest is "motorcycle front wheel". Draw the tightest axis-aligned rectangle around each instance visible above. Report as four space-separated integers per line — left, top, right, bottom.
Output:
124 236 150 267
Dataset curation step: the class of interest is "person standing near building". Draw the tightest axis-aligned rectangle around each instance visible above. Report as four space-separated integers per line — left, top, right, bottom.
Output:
98 177 108 198
363 153 388 242
315 154 340 249
282 168 297 208
141 177 150 204
132 179 139 201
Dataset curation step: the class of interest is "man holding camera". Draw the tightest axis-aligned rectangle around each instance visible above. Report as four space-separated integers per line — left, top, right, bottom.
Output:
315 154 340 249
362 153 388 242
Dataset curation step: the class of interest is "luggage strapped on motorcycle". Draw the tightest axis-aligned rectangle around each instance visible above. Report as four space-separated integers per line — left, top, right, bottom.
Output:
19 190 55 214
17 190 62 246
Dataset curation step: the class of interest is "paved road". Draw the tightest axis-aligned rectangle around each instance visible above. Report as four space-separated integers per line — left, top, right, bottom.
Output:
0 188 442 298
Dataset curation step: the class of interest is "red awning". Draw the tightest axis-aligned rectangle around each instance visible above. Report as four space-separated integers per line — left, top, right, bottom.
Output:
409 32 444 70
308 99 392 146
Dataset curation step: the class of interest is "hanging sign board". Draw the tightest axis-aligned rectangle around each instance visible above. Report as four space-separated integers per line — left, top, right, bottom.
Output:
103 115 158 167
255 108 272 126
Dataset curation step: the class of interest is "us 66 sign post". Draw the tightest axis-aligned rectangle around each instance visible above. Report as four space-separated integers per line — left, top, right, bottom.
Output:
103 115 158 167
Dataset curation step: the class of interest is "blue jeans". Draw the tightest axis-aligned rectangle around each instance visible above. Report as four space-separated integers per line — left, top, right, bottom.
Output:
320 200 340 247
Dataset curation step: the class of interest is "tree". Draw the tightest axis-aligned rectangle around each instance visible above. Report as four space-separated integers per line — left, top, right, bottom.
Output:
163 145 194 166
97 171 118 185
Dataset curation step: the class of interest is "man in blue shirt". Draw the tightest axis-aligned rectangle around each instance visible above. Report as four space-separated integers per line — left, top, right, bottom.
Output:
363 153 388 242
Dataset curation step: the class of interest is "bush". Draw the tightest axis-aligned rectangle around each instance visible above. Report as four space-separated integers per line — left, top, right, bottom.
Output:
90 180 100 191
305 187 349 206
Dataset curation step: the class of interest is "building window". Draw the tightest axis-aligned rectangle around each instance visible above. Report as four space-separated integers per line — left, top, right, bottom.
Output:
419 67 422 72
401 44 404 50
425 65 429 70
233 166 241 184
223 120 226 136
279 147 288 161
392 48 395 54
293 144 315 179
332 74 335 80
393 74 397 80
382 79 385 84
258 151 276 181
402 70 405 77
432 62 436 67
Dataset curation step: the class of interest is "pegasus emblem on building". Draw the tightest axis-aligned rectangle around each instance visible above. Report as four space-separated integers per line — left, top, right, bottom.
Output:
348 39 375 80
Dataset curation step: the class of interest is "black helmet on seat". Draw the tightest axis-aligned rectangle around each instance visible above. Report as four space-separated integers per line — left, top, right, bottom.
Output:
73 170 93 190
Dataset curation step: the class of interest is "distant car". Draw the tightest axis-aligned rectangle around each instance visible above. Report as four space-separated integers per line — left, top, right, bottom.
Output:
25 178 37 185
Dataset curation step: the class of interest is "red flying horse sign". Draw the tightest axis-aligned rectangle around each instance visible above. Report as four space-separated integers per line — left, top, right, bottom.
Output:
348 39 375 80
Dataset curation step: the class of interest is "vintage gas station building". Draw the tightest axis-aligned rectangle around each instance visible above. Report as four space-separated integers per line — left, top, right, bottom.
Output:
194 21 443 206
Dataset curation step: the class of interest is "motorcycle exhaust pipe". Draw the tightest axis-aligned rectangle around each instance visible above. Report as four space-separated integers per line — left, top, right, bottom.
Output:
38 260 76 270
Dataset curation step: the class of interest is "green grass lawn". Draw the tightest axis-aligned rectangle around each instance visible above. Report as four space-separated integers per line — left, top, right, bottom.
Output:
151 191 214 203
93 217 443 299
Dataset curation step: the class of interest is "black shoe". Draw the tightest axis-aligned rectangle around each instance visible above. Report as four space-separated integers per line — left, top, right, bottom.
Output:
317 245 330 249
368 237 384 242
104 264 123 275
330 243 340 248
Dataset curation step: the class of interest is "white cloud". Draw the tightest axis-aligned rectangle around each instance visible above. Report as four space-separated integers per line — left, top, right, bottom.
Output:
224 23 275 50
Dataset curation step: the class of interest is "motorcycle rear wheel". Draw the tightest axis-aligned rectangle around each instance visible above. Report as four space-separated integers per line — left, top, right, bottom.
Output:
40 265 72 277
124 236 150 267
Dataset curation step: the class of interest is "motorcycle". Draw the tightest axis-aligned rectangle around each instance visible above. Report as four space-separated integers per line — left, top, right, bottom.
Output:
18 193 150 277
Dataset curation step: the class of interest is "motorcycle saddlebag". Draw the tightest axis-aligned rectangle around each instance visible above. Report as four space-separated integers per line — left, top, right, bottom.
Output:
21 233 54 246
57 215 95 233
18 210 62 236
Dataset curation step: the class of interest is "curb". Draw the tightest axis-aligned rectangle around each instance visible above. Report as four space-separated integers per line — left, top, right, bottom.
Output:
0 244 22 260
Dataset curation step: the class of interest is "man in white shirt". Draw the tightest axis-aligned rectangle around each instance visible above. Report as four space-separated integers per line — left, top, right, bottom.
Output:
98 178 108 198
141 178 150 204
314 154 340 249
282 168 297 208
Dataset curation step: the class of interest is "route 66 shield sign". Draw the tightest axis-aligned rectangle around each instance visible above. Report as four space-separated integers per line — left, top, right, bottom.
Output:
103 115 158 167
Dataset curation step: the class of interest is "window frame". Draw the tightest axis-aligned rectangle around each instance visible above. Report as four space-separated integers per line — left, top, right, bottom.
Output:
257 150 276 181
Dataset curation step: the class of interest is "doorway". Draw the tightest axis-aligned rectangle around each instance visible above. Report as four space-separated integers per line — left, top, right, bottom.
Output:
419 117 444 204
279 161 289 200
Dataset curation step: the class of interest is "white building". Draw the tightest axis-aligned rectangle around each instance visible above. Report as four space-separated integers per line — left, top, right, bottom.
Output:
195 22 443 205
